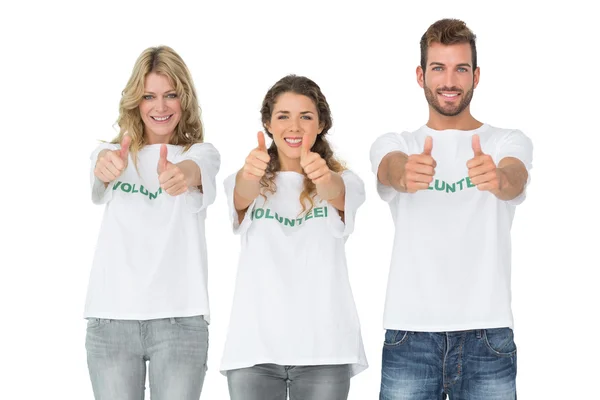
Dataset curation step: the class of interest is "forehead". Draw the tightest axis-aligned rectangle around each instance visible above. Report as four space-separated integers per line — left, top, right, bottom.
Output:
273 92 317 111
427 42 473 65
144 72 175 91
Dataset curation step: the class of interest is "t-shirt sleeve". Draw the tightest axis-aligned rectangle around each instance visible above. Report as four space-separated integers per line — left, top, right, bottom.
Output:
369 132 409 203
90 143 120 205
180 143 221 213
223 172 257 235
327 170 366 238
494 130 534 206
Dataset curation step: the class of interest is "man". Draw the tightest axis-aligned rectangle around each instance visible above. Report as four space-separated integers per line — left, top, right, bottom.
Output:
370 18 533 400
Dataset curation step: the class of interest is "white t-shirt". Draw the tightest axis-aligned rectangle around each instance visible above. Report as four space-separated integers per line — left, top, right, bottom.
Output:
220 170 368 376
370 123 533 332
84 142 220 321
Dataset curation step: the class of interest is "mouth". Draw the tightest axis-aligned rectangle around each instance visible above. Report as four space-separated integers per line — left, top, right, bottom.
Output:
151 114 173 123
284 137 303 148
437 92 461 102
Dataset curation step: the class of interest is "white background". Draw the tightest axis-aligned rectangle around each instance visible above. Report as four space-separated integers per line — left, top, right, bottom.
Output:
1 1 598 399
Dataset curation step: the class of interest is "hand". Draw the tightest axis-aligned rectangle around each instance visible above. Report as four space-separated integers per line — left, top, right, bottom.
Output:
157 144 188 196
300 134 332 184
241 131 270 181
402 136 436 193
467 134 500 193
94 135 131 183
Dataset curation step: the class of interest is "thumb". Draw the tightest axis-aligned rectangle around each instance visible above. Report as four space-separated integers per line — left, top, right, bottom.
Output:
257 131 267 151
158 144 168 173
472 134 483 156
120 135 131 161
422 136 433 156
301 133 311 161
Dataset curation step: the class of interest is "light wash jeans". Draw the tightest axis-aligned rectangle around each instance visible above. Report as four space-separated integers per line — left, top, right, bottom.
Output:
86 316 209 400
227 363 351 400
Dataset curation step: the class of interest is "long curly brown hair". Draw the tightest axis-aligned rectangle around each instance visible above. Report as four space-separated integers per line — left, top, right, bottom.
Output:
260 75 345 213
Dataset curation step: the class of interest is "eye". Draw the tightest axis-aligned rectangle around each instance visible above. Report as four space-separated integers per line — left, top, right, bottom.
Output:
277 115 288 120
301 115 313 120
458 67 468 72
432 66 443 71
143 95 153 100
166 93 178 99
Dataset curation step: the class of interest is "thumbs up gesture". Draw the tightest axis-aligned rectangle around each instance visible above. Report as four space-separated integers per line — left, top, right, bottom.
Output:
157 144 188 196
94 135 131 183
466 134 499 193
401 136 436 193
300 134 332 184
241 131 271 181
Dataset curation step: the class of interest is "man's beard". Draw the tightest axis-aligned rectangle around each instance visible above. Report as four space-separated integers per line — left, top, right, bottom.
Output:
424 84 474 117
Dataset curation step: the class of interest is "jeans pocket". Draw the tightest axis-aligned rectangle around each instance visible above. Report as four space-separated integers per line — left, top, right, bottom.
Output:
383 329 409 347
86 318 100 327
86 318 110 331
173 315 208 331
483 328 517 357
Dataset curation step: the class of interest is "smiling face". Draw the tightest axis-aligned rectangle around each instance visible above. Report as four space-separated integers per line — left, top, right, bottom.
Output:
266 91 323 171
138 72 182 144
417 42 480 118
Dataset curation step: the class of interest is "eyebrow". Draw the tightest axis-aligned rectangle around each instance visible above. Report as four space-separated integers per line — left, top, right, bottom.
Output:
274 110 315 114
429 62 472 68
143 90 176 94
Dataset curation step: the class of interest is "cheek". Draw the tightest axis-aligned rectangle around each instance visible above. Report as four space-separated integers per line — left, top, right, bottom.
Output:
171 100 182 113
303 120 320 134
269 119 285 132
138 102 151 116
169 101 182 124
463 76 475 89
424 74 438 88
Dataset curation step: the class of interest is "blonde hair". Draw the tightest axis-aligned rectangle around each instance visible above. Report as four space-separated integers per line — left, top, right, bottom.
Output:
111 46 203 160
260 75 345 214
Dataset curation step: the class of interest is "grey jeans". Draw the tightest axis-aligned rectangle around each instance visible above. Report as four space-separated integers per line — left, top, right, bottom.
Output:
227 363 351 400
86 316 209 400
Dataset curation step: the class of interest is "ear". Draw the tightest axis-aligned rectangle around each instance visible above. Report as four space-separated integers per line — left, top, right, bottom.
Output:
473 67 480 89
416 66 425 89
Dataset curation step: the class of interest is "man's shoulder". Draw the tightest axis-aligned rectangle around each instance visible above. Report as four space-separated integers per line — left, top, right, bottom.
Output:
483 123 524 137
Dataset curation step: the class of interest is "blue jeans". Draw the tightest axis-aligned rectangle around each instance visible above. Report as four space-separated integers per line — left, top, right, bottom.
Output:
380 328 517 400
86 316 209 400
227 363 351 400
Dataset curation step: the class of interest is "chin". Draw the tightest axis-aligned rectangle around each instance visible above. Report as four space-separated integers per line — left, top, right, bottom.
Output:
282 150 301 160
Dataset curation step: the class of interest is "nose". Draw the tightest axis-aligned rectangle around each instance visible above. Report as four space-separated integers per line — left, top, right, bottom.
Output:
155 97 168 113
443 69 458 89
288 117 301 132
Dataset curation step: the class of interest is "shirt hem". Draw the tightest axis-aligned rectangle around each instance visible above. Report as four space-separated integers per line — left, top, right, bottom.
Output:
84 308 210 322
220 356 368 376
382 320 514 332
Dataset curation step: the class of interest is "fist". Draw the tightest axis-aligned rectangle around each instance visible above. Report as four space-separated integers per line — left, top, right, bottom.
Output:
300 134 331 184
467 134 499 193
94 135 130 183
242 131 270 182
157 144 188 196
402 136 436 193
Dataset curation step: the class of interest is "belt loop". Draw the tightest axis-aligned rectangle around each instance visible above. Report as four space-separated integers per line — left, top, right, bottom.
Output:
170 317 176 325
476 329 482 339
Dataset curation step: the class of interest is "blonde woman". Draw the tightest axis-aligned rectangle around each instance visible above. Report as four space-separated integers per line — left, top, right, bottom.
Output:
221 75 368 400
84 46 220 400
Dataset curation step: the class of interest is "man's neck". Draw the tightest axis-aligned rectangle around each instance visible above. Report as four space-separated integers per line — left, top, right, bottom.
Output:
426 109 483 131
